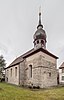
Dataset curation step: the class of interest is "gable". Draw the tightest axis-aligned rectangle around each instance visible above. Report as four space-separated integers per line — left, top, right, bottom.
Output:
59 62 64 69
23 48 58 59
26 51 56 64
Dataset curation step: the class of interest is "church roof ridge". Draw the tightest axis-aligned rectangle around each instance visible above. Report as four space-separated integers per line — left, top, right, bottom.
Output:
5 47 58 69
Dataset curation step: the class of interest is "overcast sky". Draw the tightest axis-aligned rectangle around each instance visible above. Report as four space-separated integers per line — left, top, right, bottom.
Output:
0 0 64 67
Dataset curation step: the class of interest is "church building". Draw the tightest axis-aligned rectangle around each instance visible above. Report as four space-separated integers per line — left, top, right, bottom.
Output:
5 10 58 88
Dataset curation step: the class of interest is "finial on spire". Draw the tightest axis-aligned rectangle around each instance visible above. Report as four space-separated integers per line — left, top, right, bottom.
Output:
37 6 43 29
39 6 41 14
39 6 41 25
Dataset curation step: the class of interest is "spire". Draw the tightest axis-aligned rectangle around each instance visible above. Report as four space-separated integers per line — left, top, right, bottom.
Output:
37 6 43 29
39 6 41 25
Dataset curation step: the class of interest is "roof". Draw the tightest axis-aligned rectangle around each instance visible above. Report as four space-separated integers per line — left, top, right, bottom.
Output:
23 47 58 59
59 62 64 69
9 56 23 67
5 47 58 69
5 48 34 69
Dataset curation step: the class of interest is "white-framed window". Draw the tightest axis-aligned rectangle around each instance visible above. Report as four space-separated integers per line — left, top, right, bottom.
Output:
15 67 17 77
62 76 64 80
62 68 64 73
29 65 32 78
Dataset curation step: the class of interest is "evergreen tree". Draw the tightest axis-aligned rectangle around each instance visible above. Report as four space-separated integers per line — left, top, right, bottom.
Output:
0 55 6 78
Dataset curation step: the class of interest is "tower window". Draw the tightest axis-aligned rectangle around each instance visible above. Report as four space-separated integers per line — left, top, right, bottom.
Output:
34 42 36 46
41 40 44 44
37 40 39 44
29 65 32 78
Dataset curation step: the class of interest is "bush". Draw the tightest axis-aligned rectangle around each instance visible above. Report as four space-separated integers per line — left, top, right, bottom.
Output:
33 86 40 89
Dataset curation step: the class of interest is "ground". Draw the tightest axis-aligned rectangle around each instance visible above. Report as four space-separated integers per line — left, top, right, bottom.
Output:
0 83 64 100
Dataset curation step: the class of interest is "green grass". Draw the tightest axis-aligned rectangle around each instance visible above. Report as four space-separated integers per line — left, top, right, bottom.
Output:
0 83 64 100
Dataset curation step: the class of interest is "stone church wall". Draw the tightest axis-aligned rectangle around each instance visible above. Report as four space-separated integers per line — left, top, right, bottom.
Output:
19 61 25 86
25 51 57 88
5 51 57 88
5 64 19 85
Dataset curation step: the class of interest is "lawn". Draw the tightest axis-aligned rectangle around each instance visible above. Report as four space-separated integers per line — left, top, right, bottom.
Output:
0 83 64 100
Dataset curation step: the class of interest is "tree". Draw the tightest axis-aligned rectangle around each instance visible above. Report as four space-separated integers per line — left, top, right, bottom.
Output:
0 55 6 68
0 55 6 81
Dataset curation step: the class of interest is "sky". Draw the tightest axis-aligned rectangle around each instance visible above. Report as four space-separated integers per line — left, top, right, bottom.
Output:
0 0 64 67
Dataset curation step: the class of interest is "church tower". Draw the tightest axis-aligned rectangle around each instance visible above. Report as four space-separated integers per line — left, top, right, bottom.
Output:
33 8 47 49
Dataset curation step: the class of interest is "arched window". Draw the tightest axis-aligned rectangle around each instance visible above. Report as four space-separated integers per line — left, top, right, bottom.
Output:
34 42 36 46
41 40 44 44
7 70 9 76
37 40 39 44
29 65 32 78
15 67 17 77
10 68 12 77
